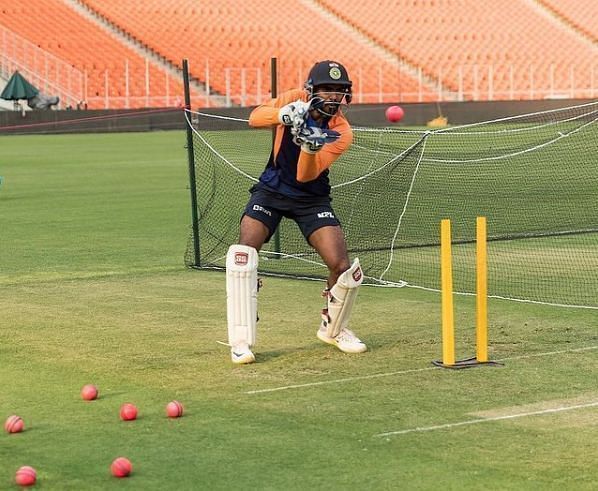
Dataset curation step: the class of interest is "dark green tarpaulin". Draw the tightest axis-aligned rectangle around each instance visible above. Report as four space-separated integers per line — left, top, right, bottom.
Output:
0 71 39 100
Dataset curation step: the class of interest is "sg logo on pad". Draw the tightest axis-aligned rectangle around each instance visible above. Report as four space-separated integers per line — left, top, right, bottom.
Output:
234 252 248 266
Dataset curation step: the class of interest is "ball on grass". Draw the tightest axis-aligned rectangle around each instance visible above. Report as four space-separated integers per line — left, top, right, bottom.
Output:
120 403 138 421
111 457 132 478
81 384 98 401
15 466 36 486
5 415 24 433
385 105 404 123
166 400 184 418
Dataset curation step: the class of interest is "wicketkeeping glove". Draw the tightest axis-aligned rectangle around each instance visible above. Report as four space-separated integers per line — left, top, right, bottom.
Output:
278 99 310 132
294 126 341 154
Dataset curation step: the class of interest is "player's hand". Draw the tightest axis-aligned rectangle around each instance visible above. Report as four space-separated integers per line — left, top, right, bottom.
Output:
294 126 340 153
278 99 310 129
300 140 323 154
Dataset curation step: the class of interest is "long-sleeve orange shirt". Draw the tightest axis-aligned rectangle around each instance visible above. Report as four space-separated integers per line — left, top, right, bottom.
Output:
248 88 353 198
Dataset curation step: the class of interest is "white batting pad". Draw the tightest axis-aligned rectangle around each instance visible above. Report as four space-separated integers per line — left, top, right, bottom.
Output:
325 258 363 337
226 245 259 347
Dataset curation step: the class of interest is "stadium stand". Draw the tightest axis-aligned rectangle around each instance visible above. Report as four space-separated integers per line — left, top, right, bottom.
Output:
318 0 598 100
0 0 596 107
0 0 184 108
80 0 437 104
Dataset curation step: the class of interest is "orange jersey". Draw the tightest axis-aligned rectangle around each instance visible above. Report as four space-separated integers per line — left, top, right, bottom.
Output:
248 89 352 197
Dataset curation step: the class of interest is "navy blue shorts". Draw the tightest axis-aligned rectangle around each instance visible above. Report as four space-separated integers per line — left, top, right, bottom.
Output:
243 185 341 242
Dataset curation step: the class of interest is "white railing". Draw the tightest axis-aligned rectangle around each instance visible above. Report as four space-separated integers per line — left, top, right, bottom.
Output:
66 61 598 108
81 64 211 109
0 25 84 108
217 62 597 107
2 31 596 109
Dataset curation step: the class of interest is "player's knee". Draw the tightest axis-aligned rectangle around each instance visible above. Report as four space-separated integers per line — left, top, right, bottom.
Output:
239 216 269 251
329 257 351 278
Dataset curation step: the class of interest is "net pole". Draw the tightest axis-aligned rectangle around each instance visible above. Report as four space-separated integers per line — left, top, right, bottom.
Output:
271 57 281 256
183 58 201 266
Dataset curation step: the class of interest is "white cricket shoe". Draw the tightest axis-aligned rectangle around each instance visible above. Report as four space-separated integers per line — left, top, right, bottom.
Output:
230 343 255 364
317 325 367 354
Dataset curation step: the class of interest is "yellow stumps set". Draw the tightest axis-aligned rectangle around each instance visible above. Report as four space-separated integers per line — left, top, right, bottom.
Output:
433 216 501 369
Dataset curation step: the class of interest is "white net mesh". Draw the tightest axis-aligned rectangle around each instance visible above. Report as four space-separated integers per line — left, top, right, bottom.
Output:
186 101 598 309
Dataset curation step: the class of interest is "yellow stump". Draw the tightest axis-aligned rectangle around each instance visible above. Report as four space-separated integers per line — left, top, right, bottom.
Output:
440 219 455 366
476 217 488 362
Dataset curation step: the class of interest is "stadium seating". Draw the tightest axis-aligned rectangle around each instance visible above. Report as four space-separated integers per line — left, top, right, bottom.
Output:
80 0 435 105
318 0 598 100
0 0 596 107
0 0 184 108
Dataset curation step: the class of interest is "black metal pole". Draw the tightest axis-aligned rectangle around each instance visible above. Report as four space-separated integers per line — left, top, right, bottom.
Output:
271 57 281 256
183 59 201 267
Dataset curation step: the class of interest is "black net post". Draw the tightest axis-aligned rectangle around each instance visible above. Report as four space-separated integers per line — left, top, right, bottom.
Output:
183 59 201 266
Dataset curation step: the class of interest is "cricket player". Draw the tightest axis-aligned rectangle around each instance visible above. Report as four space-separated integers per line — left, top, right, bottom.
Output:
226 60 366 364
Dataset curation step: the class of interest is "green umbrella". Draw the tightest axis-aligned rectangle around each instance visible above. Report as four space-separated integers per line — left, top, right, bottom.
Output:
0 71 39 100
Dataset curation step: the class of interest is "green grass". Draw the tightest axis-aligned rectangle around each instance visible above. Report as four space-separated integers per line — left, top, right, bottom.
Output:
1 131 597 489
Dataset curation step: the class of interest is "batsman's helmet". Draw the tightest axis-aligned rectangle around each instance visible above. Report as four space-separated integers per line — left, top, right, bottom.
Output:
304 60 353 112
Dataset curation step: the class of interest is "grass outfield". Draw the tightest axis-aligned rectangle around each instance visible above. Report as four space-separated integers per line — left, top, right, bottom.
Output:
1 131 597 489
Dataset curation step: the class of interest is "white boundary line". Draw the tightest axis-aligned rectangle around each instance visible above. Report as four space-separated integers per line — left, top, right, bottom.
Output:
244 345 598 395
374 401 598 438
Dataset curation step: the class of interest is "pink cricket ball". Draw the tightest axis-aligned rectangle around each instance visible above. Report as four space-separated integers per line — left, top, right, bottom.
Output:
111 457 132 478
4 415 24 433
81 384 98 401
120 403 138 421
385 105 405 123
166 400 184 418
15 466 37 486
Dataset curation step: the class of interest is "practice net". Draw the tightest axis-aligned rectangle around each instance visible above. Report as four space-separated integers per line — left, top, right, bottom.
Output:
185 101 598 309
